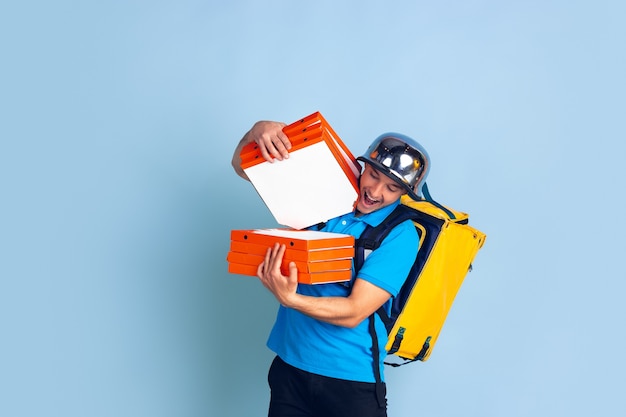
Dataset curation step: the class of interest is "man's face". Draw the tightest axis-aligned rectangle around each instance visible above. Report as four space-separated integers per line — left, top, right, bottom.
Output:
356 163 406 215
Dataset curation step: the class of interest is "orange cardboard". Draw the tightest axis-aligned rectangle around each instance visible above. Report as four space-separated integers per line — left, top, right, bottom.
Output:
229 240 354 262
228 262 352 284
230 229 355 251
227 251 352 273
240 111 361 230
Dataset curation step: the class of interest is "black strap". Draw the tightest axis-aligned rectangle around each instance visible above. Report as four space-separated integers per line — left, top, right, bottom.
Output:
356 205 419 266
386 326 404 355
384 336 431 367
359 205 418 394
313 221 327 231
359 188 449 391
368 314 386 409
375 306 393 330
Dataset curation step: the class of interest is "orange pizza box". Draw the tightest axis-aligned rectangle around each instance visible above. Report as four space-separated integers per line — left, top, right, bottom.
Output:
282 112 360 180
226 251 352 273
238 111 322 161
240 111 361 230
230 229 355 251
282 111 328 135
240 112 361 184
240 120 326 162
282 112 347 146
239 123 326 166
240 112 351 161
229 240 354 262
227 262 352 285
239 125 324 169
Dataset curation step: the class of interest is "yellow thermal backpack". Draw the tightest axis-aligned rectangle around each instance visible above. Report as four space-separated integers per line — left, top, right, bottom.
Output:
356 187 486 369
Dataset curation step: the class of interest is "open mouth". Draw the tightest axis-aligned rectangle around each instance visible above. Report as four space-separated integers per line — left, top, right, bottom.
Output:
363 191 380 206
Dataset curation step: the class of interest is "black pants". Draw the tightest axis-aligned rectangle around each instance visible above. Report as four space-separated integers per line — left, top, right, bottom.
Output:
268 356 387 417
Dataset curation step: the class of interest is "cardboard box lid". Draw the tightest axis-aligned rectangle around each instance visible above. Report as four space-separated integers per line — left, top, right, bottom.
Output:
230 229 355 251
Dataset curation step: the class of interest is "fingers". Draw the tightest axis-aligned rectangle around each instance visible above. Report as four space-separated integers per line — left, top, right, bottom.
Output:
259 243 286 279
270 132 291 161
250 121 291 163
256 244 299 306
258 132 290 162
287 261 298 284
268 243 285 271
258 244 295 283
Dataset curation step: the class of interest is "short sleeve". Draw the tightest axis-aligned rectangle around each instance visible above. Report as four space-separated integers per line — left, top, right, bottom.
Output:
356 219 419 296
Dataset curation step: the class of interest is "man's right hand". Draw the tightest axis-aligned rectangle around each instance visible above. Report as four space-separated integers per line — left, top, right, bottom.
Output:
232 120 291 180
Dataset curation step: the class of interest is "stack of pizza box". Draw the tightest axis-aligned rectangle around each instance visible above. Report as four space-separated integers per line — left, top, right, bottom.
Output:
227 229 355 284
228 112 360 284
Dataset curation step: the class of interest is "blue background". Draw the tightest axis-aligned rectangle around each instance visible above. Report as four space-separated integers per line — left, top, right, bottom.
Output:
2 1 625 416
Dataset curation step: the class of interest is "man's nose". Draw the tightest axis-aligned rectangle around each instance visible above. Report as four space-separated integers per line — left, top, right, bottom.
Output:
370 182 385 198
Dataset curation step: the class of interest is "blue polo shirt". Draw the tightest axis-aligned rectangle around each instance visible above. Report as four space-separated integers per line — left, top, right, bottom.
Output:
266 199 418 382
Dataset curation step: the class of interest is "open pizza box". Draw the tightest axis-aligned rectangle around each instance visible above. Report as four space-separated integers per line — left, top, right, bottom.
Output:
229 112 361 284
240 112 360 230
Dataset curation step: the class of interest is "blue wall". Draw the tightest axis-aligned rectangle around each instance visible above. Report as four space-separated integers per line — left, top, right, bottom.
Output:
2 1 625 416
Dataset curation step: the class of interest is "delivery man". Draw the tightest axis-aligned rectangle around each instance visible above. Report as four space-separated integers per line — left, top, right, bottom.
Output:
232 119 430 417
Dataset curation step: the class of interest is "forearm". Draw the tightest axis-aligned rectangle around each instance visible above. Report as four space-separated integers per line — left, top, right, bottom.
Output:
231 130 253 180
284 293 366 328
279 278 392 329
258 245 392 329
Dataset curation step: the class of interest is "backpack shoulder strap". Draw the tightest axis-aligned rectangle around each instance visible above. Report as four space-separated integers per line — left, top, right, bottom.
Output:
354 204 420 272
357 202 423 405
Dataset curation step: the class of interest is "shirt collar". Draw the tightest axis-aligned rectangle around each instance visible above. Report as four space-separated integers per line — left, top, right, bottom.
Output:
355 198 401 228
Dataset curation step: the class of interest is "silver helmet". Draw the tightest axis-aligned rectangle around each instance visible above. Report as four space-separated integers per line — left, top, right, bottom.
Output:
357 133 430 200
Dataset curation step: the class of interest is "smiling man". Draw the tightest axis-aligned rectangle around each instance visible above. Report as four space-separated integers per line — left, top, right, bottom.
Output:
231 121 430 417
356 163 405 213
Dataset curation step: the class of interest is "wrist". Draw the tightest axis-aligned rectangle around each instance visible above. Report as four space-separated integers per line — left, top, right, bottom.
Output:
280 291 301 310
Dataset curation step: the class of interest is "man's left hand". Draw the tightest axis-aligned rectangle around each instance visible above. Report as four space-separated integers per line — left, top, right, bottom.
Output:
257 243 298 306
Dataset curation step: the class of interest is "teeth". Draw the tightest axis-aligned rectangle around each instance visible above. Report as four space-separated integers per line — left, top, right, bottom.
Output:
365 192 379 204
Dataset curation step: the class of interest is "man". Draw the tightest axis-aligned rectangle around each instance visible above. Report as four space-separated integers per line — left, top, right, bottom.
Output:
232 120 430 417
